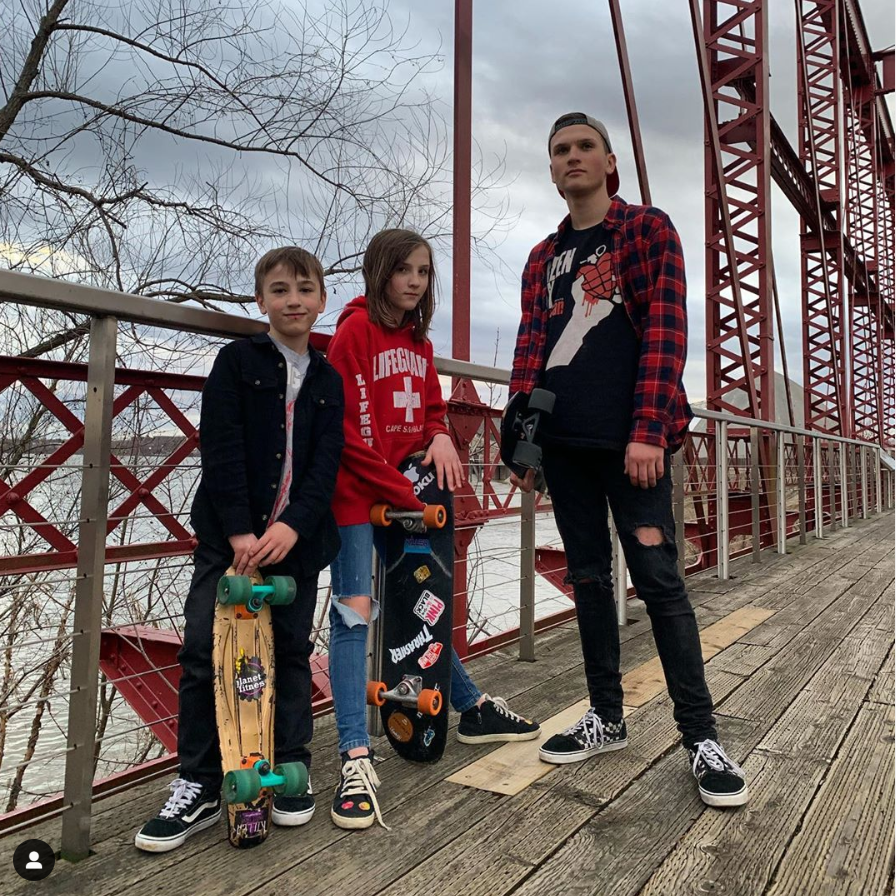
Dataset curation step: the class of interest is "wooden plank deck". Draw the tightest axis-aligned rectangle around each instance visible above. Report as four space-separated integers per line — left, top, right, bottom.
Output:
4 512 893 896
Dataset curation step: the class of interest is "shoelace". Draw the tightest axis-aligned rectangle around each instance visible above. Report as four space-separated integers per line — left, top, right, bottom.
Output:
690 740 744 778
339 757 390 830
159 778 204 819
485 695 529 724
561 709 608 748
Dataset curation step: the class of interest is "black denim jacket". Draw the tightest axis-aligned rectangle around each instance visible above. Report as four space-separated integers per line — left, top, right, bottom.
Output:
190 333 344 577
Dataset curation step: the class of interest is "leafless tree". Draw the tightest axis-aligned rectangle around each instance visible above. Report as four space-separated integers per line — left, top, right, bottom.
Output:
1 0 511 358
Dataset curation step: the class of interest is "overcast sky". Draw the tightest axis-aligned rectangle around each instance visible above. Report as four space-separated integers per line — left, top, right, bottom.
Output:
342 0 895 405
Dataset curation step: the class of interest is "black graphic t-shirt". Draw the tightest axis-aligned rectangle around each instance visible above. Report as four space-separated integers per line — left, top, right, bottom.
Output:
541 222 639 449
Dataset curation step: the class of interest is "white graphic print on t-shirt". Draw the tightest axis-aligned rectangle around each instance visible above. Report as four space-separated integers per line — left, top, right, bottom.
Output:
546 244 622 371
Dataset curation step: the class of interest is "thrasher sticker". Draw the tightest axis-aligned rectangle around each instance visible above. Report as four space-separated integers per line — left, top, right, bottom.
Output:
389 625 433 664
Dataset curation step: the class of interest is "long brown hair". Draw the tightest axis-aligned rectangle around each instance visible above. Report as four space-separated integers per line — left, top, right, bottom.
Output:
362 229 436 340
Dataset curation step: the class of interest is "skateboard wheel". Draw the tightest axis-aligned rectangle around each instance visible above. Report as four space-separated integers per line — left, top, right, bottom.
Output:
264 576 296 605
217 575 253 605
370 504 391 527
366 680 387 706
417 688 442 716
223 768 261 804
528 388 556 414
273 761 308 796
421 504 447 529
512 440 542 469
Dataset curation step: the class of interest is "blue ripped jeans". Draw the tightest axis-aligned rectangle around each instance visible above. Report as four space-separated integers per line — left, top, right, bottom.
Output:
328 523 482 754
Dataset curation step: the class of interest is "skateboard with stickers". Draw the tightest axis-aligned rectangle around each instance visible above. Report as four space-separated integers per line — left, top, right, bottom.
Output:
367 452 454 763
213 569 309 848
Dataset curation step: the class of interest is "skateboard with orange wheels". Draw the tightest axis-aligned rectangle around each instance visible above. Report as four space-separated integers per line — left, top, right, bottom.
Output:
367 452 454 762
213 568 309 848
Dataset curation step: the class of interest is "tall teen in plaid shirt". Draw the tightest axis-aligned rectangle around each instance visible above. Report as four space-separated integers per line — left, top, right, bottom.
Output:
511 113 749 808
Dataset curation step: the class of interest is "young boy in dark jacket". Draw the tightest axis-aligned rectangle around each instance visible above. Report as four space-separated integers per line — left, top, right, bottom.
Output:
136 246 344 851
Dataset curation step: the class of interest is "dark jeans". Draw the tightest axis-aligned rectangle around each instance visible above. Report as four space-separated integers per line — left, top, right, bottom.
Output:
542 444 716 745
177 540 318 787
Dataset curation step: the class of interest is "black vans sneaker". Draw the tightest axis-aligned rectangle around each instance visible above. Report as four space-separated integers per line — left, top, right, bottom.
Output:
331 753 389 831
687 739 749 807
457 695 541 744
134 777 221 852
538 708 627 764
272 776 315 826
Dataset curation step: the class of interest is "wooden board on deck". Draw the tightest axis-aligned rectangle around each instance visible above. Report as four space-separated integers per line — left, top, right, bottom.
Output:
447 604 775 796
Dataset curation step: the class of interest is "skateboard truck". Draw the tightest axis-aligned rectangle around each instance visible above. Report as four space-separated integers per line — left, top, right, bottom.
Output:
366 674 442 716
222 755 309 805
370 503 446 534
217 575 297 612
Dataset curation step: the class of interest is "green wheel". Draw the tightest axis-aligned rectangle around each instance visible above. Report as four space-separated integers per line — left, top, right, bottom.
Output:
273 761 308 796
223 767 261 804
265 576 297 606
217 575 253 605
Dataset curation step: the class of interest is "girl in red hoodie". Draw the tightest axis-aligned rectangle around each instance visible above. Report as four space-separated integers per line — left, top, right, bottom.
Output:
326 229 540 830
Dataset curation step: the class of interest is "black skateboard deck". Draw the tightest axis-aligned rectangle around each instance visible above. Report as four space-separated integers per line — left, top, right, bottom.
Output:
368 452 454 763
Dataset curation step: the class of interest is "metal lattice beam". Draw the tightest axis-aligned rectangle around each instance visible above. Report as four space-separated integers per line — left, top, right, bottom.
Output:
702 0 773 421
799 0 847 436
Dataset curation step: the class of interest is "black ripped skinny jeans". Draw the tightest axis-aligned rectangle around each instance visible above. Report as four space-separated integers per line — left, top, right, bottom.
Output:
542 444 716 746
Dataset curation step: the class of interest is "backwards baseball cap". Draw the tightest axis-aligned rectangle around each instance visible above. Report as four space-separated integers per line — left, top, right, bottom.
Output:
548 112 620 198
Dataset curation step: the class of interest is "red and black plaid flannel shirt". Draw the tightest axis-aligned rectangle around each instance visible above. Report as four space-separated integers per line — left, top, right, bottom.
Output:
509 196 693 451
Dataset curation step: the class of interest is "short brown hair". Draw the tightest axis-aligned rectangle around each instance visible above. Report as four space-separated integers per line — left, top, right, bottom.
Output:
254 246 325 296
362 229 436 340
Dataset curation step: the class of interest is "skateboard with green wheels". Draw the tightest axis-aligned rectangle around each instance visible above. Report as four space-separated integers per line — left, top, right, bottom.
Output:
213 568 308 848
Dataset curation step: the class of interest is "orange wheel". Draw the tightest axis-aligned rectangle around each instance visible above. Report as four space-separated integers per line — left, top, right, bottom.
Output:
370 504 391 527
417 688 442 716
422 504 447 529
366 680 387 706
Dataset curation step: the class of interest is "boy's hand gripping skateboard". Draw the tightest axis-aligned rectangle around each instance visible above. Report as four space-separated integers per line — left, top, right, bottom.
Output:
366 452 454 762
213 569 309 848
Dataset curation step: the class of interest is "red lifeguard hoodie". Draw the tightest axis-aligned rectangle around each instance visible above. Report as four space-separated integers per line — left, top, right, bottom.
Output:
327 296 450 526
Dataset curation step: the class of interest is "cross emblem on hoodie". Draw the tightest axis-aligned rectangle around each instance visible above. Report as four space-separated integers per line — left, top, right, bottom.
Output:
393 376 421 423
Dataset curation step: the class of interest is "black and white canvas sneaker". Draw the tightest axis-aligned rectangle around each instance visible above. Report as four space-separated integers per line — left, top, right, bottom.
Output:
687 739 749 807
272 776 315 826
134 777 221 852
538 708 628 764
